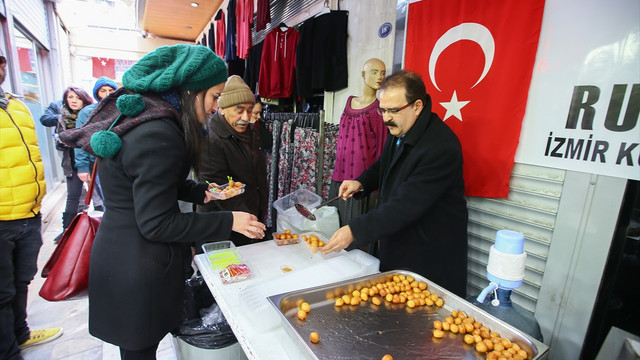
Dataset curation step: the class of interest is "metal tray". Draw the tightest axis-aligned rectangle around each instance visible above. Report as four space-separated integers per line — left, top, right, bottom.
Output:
268 270 549 360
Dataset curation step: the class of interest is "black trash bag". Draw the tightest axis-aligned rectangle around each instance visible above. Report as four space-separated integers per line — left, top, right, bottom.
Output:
182 276 214 321
172 276 238 349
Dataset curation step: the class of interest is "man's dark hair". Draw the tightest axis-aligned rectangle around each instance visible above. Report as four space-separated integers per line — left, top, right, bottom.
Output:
380 70 428 106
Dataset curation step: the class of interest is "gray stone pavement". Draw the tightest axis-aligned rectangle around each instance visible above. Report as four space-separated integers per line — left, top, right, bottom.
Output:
20 182 177 360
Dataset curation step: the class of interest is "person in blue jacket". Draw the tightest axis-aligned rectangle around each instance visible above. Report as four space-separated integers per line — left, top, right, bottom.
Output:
74 77 119 211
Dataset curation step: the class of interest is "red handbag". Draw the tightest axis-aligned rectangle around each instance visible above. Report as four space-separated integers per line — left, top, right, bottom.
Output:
40 162 101 301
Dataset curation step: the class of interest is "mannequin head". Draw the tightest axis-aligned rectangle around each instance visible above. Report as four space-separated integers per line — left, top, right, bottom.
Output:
362 58 386 91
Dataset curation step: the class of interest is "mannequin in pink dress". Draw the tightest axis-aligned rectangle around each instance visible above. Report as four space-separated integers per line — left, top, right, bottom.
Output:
330 58 387 229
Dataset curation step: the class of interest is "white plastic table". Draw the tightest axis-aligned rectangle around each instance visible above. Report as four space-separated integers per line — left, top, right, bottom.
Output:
194 240 379 360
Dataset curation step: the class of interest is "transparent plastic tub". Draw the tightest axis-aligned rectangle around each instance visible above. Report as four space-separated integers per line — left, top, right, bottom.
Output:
202 241 242 270
300 232 327 254
273 189 322 227
272 231 301 246
209 183 246 200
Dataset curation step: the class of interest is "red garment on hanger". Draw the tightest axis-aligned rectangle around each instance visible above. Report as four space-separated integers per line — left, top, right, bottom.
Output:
258 28 299 98
215 10 226 58
236 0 253 59
256 0 271 32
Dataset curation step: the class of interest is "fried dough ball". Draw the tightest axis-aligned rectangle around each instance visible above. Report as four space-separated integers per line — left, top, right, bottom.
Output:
425 298 434 306
309 331 319 344
435 298 444 307
464 323 475 333
300 302 311 312
476 341 488 353
297 309 307 321
433 329 444 339
382 355 393 360
371 296 381 306
464 334 475 345
334 298 344 307
433 320 443 330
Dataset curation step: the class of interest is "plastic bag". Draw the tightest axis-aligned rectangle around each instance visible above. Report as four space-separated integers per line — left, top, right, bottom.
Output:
173 276 238 349
277 205 340 240
182 276 214 321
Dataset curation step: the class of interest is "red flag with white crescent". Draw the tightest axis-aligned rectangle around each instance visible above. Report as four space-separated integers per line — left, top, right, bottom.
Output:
92 57 116 79
405 0 545 197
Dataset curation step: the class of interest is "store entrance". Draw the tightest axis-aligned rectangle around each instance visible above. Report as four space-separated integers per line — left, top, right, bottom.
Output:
581 180 640 359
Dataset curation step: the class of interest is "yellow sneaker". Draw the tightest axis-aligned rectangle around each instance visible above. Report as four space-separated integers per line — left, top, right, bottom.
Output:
18 327 63 348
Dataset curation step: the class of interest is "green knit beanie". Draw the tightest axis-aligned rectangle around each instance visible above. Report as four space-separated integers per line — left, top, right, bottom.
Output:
122 44 228 93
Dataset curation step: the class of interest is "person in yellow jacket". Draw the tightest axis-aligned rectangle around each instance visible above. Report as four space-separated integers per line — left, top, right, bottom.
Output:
0 49 63 359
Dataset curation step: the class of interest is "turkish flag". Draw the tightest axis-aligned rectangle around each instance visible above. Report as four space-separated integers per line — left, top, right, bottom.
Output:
17 48 33 72
92 57 116 79
405 0 545 197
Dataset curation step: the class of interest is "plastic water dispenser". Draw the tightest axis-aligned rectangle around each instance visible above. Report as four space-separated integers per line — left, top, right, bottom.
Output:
471 230 544 342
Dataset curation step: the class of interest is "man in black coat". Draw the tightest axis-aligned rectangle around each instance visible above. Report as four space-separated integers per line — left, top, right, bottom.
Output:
322 70 469 297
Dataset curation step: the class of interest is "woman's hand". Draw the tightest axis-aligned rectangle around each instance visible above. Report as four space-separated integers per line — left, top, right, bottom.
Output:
231 211 266 239
77 172 91 183
203 182 219 203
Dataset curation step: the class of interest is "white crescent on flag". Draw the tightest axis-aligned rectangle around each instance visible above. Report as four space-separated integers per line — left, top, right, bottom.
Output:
428 22 495 92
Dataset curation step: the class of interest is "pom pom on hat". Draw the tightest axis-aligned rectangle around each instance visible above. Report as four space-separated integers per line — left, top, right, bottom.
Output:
218 75 255 109
91 130 122 158
122 44 227 93
117 94 146 116
92 76 119 101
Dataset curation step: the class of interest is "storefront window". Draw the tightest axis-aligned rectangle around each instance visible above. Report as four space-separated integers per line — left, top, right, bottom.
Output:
14 27 42 117
14 25 63 188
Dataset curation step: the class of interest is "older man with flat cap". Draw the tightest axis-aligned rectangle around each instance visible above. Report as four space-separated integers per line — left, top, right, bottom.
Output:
197 75 269 247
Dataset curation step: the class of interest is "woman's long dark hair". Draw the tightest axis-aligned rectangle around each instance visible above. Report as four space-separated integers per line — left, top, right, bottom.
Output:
179 90 205 174
62 87 93 112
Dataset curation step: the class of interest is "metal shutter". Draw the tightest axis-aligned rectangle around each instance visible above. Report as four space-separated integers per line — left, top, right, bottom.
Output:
251 0 323 44
11 0 49 49
466 163 566 314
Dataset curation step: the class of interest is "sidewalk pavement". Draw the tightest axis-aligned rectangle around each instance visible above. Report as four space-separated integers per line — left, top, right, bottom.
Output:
20 181 177 360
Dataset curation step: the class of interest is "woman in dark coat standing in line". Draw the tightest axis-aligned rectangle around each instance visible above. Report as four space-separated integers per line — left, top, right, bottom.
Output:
42 87 93 243
59 45 266 359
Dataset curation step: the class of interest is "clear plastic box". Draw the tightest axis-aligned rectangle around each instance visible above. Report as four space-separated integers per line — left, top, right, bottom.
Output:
273 189 322 228
273 189 322 216
201 241 242 270
300 232 327 254
272 231 301 246
209 183 246 200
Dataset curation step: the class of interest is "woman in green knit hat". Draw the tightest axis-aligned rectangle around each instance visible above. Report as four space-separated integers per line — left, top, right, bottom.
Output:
59 45 265 359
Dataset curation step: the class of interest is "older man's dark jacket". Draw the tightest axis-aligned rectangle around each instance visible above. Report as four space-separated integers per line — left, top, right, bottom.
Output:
349 95 468 297
197 112 268 245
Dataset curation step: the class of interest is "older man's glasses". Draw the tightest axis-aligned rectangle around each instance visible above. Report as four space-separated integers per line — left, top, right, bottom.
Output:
377 100 415 116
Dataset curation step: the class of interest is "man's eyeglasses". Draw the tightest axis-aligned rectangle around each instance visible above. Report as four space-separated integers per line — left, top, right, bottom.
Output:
377 100 415 116
0 56 6 67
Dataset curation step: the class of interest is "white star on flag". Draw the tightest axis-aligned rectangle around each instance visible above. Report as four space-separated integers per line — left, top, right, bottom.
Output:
101 60 107 66
440 91 470 121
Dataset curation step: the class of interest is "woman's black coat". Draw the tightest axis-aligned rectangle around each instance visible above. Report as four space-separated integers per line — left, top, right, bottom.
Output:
89 117 233 350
